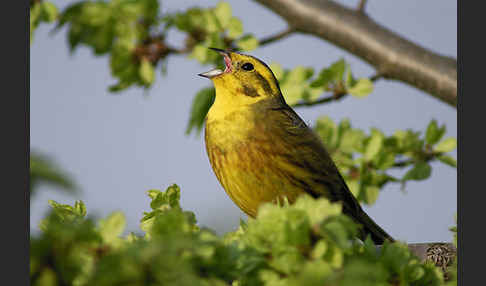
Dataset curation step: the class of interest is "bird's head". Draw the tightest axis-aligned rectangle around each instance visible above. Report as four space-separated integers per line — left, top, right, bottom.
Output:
199 48 283 107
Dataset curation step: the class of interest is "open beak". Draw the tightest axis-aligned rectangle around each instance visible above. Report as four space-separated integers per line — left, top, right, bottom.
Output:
198 48 233 79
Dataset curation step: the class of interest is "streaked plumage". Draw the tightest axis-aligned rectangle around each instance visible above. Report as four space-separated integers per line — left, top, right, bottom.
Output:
200 49 394 244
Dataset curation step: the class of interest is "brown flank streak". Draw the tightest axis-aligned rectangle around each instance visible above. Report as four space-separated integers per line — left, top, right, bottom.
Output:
285 172 320 198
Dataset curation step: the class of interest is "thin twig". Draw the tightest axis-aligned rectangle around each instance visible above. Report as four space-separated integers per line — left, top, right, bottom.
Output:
392 159 414 168
292 92 347 107
392 151 441 168
259 27 296 46
357 0 368 13
292 74 382 108
168 28 296 55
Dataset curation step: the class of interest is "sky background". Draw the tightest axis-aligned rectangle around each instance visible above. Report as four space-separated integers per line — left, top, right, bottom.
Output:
30 0 457 243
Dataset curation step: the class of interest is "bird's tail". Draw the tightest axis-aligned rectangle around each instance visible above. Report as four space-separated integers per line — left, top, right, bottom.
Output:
356 210 395 244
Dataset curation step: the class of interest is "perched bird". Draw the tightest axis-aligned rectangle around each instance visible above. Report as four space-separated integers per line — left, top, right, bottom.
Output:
199 48 394 244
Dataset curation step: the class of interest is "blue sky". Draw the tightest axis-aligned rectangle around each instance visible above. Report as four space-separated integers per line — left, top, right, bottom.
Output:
30 0 457 243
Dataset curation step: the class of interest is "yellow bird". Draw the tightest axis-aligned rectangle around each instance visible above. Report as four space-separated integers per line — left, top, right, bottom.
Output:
199 48 394 244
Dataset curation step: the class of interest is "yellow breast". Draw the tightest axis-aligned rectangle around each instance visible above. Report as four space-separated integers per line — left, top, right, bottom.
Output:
205 106 304 217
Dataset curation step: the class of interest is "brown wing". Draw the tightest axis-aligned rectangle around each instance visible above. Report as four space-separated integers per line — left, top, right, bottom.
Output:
266 103 361 211
253 98 394 244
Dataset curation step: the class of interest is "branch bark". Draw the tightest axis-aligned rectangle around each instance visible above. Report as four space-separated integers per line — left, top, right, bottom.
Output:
253 0 457 107
406 243 456 274
374 242 457 279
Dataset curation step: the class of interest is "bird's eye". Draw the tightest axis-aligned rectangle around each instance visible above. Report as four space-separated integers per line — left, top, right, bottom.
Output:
241 63 254 71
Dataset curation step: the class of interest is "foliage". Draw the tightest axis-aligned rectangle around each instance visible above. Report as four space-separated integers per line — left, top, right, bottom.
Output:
186 87 216 135
31 0 259 92
54 0 162 90
30 0 59 43
272 59 374 106
31 185 452 286
30 151 77 197
313 117 456 204
445 216 457 285
168 1 259 64
30 1 457 285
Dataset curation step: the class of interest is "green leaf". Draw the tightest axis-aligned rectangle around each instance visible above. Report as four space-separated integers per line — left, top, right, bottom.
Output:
340 259 389 286
294 196 342 225
203 10 221 33
30 152 77 196
98 212 126 243
287 66 314 83
236 34 259 51
374 151 396 170
186 87 215 135
364 186 380 205
36 268 57 286
348 78 374 97
40 1 59 22
344 67 356 88
213 1 232 28
347 180 360 198
108 82 130 93
280 66 317 105
79 2 111 26
425 119 446 145
191 44 211 63
139 0 159 25
329 59 346 82
31 1 59 43
74 201 87 217
150 184 181 210
269 62 284 80
30 3 42 43
139 58 155 85
433 137 457 153
364 131 383 161
227 17 243 39
393 129 423 152
403 162 432 181
46 200 87 225
147 189 162 200
310 68 334 88
314 116 337 148
339 130 365 154
407 262 426 282
437 155 457 167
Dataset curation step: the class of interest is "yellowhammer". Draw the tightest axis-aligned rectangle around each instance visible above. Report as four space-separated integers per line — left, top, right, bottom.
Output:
199 48 394 244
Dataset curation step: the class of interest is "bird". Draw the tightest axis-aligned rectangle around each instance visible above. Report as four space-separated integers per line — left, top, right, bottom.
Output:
198 48 394 244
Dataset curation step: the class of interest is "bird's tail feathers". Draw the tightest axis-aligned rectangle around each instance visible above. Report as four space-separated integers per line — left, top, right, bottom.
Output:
356 210 395 245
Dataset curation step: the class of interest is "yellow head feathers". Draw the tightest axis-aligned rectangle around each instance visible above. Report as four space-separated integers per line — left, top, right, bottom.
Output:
199 49 282 106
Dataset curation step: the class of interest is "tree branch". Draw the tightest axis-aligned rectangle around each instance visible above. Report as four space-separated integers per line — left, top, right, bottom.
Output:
406 243 456 274
253 0 457 107
259 27 296 46
292 91 348 107
292 74 382 108
375 243 457 280
392 150 442 168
